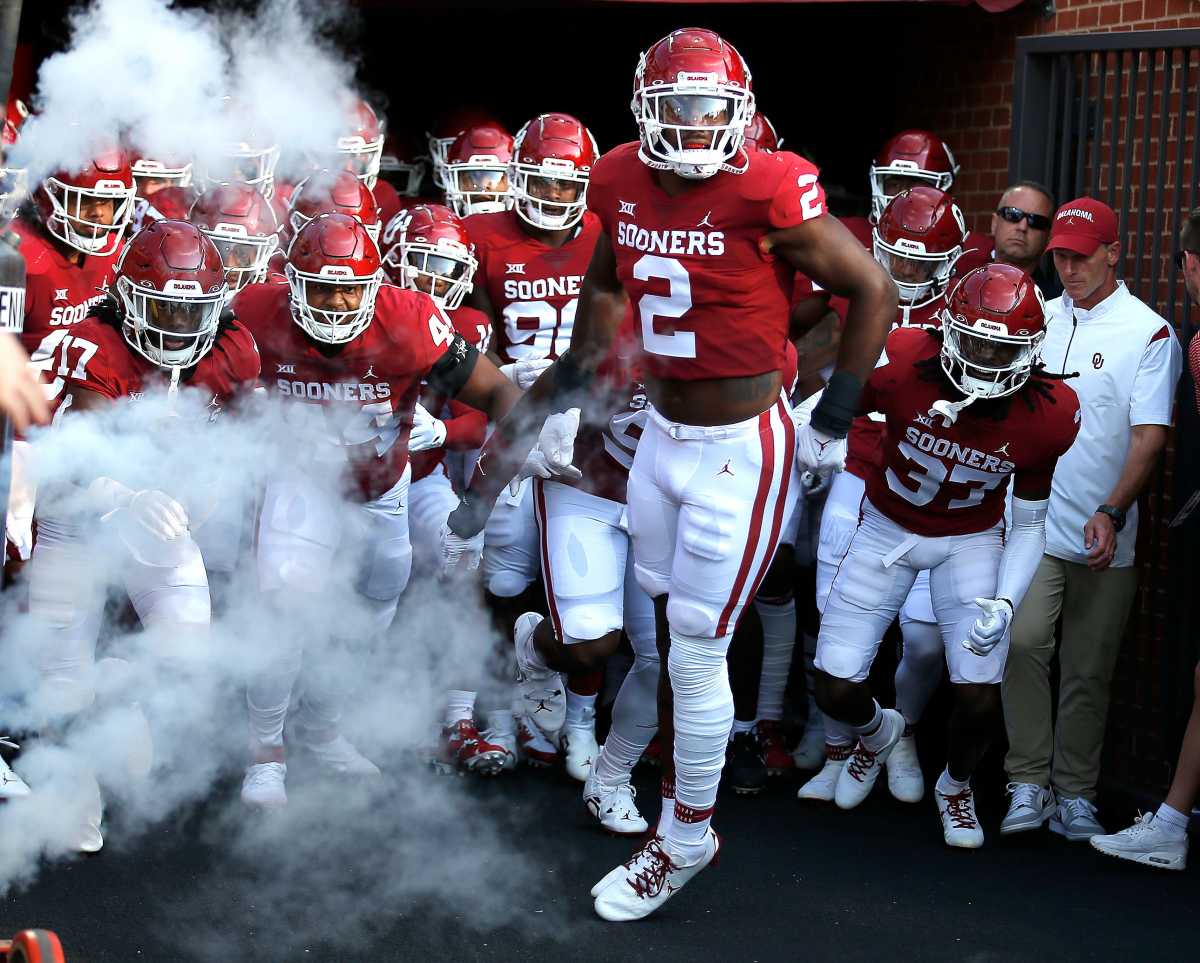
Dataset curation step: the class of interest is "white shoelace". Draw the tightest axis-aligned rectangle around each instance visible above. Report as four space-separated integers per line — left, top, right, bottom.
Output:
1006 781 1043 811
1061 796 1098 821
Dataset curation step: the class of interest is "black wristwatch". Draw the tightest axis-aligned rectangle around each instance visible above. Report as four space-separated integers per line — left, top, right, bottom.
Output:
1096 504 1126 532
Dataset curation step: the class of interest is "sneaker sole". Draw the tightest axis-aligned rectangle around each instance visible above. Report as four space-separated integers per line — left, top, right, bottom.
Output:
1089 840 1186 871
943 833 985 850
999 812 1053 835
887 780 925 804
1049 817 1102 842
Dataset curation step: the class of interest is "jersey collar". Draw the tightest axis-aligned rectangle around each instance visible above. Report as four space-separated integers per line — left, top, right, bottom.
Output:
1062 280 1128 322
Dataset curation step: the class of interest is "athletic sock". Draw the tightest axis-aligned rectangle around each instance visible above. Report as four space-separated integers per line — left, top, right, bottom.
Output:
1155 802 1190 838
444 690 476 728
565 689 597 728
935 767 970 796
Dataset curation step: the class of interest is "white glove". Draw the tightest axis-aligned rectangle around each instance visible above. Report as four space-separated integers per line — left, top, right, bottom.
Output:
961 597 1014 656
794 424 846 476
499 358 555 391
126 490 190 541
439 521 484 575
538 407 581 476
508 445 584 495
408 403 447 453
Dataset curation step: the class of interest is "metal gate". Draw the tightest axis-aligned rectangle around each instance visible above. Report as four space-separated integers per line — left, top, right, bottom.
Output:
1009 29 1200 799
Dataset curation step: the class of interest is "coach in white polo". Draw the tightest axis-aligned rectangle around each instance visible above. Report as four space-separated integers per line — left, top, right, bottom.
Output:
1001 197 1181 841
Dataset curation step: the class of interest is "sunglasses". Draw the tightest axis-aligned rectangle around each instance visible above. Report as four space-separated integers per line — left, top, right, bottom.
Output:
996 206 1053 231
1176 250 1199 269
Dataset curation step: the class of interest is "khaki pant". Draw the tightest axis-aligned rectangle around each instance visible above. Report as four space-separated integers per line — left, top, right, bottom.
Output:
1002 554 1138 801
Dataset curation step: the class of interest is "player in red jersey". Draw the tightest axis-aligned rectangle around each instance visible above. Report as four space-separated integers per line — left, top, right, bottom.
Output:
285 168 382 247
25 220 258 853
129 153 196 230
460 112 606 759
444 124 514 218
6 144 138 561
232 213 519 807
801 186 970 803
815 263 1079 849
448 29 895 920
189 183 283 294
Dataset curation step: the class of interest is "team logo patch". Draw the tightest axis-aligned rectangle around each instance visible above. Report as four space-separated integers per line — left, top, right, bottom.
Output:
505 263 526 275
1092 352 1104 369
364 364 378 379
618 200 637 216
54 288 68 302
994 442 1011 457
915 410 935 427
276 363 296 375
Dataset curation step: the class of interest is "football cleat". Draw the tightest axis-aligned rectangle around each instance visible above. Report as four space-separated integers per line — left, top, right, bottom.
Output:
72 771 104 853
593 829 720 922
561 705 599 782
0 737 31 799
797 744 851 802
885 732 924 803
514 612 566 731
480 710 518 773
437 719 511 776
935 785 984 849
1090 813 1189 871
727 730 767 796
756 720 794 776
242 761 288 809
584 772 649 836
591 832 663 897
834 709 903 810
516 713 561 767
300 733 381 777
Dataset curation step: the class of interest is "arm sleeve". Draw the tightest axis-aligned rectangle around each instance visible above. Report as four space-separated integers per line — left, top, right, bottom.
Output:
1130 324 1182 426
425 334 480 397
441 400 488 450
995 497 1048 609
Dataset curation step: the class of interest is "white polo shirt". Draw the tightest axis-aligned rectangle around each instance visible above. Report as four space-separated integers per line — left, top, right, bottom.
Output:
1040 281 1181 567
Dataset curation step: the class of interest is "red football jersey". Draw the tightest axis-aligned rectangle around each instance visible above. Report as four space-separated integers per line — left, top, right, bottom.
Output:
372 179 404 234
465 209 601 364
587 142 827 382
845 295 945 479
234 282 456 501
861 327 1079 537
410 303 491 484
11 217 123 386
47 314 260 408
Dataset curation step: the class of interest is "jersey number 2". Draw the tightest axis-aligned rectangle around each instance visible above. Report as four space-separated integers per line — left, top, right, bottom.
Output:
633 254 695 359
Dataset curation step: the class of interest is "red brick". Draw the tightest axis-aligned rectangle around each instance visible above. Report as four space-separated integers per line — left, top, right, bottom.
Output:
1122 0 1144 22
1077 6 1100 27
1144 0 1168 18
1100 3 1123 24
1056 10 1079 29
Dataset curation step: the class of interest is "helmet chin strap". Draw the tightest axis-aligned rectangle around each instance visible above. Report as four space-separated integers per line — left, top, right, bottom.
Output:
929 395 975 427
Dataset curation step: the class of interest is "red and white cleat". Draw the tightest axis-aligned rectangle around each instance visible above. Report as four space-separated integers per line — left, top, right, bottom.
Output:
437 719 511 776
756 720 794 777
516 713 561 767
592 829 720 922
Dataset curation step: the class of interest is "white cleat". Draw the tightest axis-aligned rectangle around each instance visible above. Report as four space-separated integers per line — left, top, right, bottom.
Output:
584 772 648 836
593 829 720 922
73 772 104 854
1090 813 1189 871
791 717 826 770
835 709 904 810
481 710 518 773
516 713 560 767
796 744 851 802
935 785 985 849
885 733 924 803
242 762 288 809
301 734 381 777
514 612 566 732
0 739 31 799
561 706 598 782
591 834 662 897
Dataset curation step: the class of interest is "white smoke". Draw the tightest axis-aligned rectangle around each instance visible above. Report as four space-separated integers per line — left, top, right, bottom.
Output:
11 0 364 187
0 380 547 959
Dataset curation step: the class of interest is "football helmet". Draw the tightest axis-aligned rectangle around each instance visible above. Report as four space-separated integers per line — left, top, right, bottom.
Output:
131 154 193 197
743 111 780 152
37 143 137 257
872 187 966 307
288 168 381 245
940 262 1046 400
444 125 514 217
381 203 477 311
331 96 385 190
114 219 228 369
510 113 598 231
285 212 383 344
379 133 428 197
869 129 959 222
631 28 755 180
189 183 281 294
427 108 503 191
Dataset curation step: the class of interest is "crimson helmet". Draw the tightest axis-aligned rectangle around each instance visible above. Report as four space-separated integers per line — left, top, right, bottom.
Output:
510 113 598 232
138 185 197 227
743 112 780 152
1 97 29 216
131 153 193 197
199 99 281 198
427 108 503 191
381 203 477 311
286 212 382 344
872 187 966 307
631 28 755 180
869 129 959 222
444 125 514 217
379 132 428 197
37 143 137 257
114 219 228 369
288 169 381 245
331 96 385 189
940 262 1046 400
189 183 281 294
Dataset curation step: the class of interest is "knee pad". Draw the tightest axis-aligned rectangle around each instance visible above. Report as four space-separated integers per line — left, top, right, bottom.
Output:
561 603 622 645
633 561 671 601
665 594 719 640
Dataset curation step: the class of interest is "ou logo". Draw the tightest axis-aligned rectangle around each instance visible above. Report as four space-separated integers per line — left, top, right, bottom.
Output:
1092 352 1104 369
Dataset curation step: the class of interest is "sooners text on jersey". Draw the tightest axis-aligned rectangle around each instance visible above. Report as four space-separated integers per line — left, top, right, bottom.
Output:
234 282 456 501
466 208 601 363
587 142 826 382
861 327 1079 537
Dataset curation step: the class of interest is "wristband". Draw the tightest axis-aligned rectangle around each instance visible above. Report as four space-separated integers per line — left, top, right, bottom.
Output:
810 370 863 439
446 489 491 538
1097 504 1126 532
554 350 593 395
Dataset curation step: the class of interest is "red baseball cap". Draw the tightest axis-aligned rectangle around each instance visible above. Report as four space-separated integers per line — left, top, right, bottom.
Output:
1046 197 1118 255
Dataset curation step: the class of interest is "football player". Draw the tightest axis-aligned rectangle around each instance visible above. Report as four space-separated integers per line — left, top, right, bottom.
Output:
800 186 968 804
188 183 283 295
446 28 895 919
426 108 504 194
814 263 1078 848
444 124 514 218
25 220 259 852
285 168 382 247
232 213 520 808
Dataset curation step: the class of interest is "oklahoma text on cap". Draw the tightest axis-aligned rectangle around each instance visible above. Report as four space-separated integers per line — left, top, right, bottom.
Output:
1046 197 1119 256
